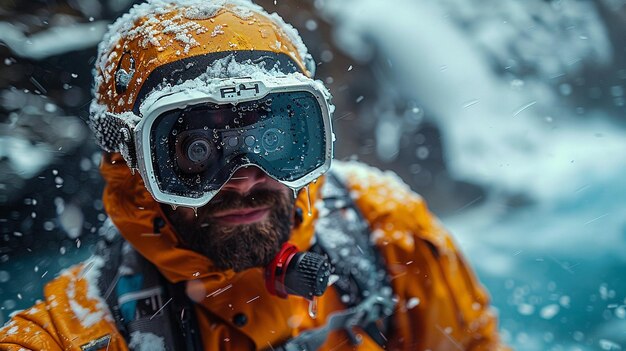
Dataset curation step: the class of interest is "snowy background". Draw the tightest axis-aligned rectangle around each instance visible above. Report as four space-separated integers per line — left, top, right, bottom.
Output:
1 0 626 350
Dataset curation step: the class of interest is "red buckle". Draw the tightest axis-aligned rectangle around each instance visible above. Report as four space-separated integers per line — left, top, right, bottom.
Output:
265 242 299 298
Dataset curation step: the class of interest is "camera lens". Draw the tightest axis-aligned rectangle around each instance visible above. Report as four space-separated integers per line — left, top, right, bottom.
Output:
262 128 281 152
187 138 212 163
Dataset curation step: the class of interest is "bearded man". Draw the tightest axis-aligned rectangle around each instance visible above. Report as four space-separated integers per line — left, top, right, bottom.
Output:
0 1 509 350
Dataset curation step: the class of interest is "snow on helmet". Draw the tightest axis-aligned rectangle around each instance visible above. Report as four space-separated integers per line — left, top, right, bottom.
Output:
90 0 316 151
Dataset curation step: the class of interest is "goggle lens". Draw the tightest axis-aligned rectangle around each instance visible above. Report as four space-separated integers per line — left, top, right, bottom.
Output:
149 91 327 199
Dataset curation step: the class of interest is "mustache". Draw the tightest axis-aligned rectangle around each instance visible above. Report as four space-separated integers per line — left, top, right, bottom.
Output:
166 187 296 271
199 189 287 216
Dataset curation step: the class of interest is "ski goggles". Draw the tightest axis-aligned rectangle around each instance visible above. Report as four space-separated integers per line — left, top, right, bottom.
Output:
101 75 333 207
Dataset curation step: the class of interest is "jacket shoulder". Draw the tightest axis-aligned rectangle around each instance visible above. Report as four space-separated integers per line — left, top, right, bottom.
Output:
0 257 127 351
330 160 446 248
330 161 509 350
0 301 64 351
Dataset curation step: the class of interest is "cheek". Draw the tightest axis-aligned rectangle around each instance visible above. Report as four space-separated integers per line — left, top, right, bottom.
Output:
266 178 292 197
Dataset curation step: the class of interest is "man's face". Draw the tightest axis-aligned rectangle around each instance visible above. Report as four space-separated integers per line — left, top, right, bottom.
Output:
165 166 295 272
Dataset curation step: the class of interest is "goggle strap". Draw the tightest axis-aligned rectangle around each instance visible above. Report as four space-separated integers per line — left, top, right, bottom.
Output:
96 111 140 169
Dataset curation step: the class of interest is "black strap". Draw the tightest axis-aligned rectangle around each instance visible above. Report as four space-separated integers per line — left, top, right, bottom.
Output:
276 294 394 351
95 219 203 351
316 172 395 345
273 172 396 350
95 219 129 337
165 281 204 351
133 50 303 115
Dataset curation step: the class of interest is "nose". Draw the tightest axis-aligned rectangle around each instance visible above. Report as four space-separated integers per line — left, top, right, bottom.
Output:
221 166 268 195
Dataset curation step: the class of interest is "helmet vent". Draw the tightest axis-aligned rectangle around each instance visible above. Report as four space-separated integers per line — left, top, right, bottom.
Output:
115 51 136 94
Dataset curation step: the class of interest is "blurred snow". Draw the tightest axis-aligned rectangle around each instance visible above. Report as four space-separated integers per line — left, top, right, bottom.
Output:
438 0 612 77
0 21 108 60
319 0 626 349
0 136 53 180
59 203 85 239
319 0 623 200
0 90 89 204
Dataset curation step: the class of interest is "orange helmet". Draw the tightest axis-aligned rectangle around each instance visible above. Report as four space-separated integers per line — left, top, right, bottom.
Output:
90 0 315 119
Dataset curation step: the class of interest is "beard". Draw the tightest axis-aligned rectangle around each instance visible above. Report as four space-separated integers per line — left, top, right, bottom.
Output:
166 189 295 272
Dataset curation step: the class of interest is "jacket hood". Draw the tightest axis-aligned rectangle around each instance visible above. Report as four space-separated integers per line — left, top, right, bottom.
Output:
100 152 323 284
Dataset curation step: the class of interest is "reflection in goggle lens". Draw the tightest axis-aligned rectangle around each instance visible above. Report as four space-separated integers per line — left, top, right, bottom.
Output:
150 91 327 199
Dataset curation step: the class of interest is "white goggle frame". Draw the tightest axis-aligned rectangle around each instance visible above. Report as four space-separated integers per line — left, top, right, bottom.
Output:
131 75 334 208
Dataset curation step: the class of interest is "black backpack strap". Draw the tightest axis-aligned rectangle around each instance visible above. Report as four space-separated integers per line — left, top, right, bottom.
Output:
95 218 202 351
317 172 396 345
274 172 396 350
95 219 129 337
276 293 394 351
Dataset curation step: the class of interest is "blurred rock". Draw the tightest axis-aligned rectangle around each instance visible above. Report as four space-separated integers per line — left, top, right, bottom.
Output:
0 90 88 205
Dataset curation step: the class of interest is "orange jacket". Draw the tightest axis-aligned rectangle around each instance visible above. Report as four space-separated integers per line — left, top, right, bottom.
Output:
0 153 509 350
